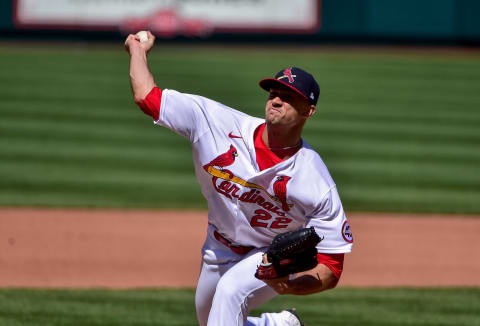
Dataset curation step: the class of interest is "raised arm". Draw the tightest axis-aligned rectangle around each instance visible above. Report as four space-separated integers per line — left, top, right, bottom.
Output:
124 31 156 103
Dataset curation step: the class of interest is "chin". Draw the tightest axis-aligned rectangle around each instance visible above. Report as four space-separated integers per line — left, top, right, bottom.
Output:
266 113 281 124
266 118 283 126
265 114 276 123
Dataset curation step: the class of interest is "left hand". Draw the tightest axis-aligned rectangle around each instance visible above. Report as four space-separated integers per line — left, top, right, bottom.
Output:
255 227 321 280
259 253 292 294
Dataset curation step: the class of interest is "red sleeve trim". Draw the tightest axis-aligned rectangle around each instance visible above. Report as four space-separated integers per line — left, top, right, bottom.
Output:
317 253 344 279
136 87 162 121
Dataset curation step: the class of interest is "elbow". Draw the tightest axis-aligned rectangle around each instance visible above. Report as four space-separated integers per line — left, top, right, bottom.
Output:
133 87 152 105
323 270 341 291
131 83 155 105
132 87 151 104
133 93 146 105
327 276 340 290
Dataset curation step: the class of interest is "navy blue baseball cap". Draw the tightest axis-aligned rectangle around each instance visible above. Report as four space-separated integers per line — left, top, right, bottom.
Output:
259 67 320 105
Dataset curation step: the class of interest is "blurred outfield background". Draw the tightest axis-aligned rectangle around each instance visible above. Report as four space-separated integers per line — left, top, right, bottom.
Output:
1 0 479 214
1 45 479 213
1 1 480 325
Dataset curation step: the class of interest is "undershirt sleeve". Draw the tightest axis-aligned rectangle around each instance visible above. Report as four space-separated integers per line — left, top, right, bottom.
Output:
136 87 162 121
317 253 344 279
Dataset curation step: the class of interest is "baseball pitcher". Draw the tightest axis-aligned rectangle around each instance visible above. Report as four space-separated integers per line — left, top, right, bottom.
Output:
125 31 353 326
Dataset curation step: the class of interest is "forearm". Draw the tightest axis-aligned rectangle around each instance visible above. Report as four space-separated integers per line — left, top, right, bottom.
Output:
129 47 156 103
263 264 338 296
288 264 338 294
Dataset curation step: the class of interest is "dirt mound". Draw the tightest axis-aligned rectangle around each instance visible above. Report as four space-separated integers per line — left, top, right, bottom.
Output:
1 208 478 288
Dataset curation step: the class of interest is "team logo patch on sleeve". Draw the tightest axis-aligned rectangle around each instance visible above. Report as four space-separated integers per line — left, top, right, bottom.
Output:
342 221 353 243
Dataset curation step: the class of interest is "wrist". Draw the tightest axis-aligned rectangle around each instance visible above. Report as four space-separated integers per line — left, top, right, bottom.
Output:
263 277 291 295
129 45 147 58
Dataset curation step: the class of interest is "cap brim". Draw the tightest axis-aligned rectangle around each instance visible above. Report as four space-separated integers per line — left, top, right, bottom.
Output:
259 78 309 102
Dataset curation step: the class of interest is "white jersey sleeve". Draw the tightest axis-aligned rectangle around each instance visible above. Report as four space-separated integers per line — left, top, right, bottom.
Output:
155 89 247 144
305 185 353 254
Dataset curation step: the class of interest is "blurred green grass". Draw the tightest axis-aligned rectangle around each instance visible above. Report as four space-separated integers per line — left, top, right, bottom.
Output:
0 43 479 213
0 287 479 326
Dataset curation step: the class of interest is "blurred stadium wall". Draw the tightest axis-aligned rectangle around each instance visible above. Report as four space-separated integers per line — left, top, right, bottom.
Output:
1 0 479 45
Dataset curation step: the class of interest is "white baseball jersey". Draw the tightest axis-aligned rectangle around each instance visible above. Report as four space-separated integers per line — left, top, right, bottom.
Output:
156 89 353 254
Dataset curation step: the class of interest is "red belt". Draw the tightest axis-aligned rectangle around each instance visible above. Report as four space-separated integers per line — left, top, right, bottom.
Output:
213 231 255 255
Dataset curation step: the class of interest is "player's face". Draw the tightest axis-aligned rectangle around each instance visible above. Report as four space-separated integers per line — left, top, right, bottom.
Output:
265 87 315 127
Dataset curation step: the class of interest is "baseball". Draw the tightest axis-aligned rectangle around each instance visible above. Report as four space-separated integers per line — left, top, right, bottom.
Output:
136 31 149 43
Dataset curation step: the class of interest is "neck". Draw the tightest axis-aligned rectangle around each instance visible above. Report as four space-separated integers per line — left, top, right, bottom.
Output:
262 123 303 151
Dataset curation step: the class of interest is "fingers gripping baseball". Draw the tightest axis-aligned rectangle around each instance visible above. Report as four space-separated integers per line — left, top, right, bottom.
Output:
125 31 155 54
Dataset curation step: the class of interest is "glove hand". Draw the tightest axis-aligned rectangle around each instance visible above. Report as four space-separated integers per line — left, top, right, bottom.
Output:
255 227 322 280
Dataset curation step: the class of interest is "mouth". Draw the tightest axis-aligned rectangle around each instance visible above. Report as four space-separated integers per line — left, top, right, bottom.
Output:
268 106 281 114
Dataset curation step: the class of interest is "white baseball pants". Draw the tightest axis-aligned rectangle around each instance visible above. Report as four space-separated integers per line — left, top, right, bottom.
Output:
195 226 292 326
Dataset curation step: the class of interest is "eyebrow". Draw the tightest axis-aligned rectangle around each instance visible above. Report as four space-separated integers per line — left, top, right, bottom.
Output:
270 87 293 94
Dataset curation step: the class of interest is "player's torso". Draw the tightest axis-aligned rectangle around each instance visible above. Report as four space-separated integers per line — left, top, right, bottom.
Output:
191 116 331 248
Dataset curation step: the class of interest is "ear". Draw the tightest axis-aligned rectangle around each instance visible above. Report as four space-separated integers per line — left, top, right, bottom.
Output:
303 105 316 118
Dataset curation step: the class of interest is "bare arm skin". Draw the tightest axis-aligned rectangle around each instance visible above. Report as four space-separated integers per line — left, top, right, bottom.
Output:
261 254 339 295
124 31 156 103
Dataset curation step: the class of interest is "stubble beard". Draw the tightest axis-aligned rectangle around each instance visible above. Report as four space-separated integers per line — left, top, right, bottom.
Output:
265 105 283 125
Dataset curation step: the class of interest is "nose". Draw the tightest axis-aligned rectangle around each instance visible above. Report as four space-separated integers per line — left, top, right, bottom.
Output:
271 95 283 106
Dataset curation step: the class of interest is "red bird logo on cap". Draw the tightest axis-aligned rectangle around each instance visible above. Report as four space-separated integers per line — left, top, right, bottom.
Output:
278 67 296 83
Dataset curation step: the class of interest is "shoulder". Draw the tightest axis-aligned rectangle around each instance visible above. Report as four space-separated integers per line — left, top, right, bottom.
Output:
163 89 251 118
164 89 264 134
295 143 335 188
284 144 338 210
